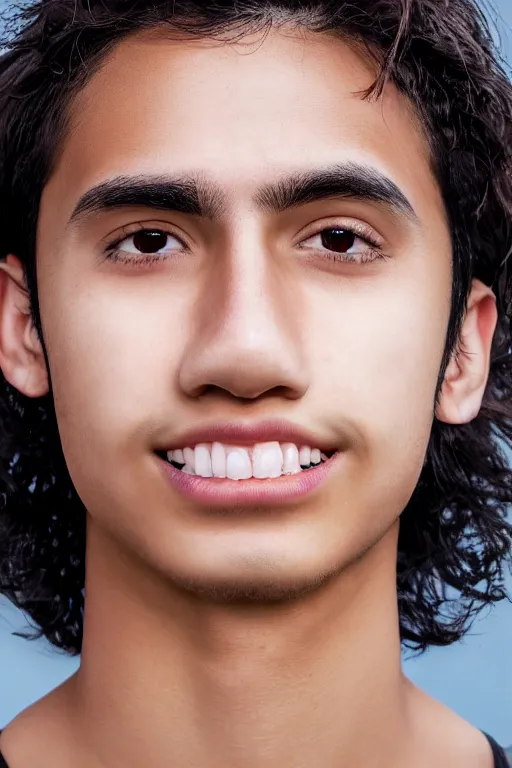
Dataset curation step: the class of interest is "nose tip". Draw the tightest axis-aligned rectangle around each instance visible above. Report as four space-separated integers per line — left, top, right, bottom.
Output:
180 346 308 402
178 302 309 402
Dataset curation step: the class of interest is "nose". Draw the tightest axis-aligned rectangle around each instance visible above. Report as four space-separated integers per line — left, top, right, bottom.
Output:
178 242 309 402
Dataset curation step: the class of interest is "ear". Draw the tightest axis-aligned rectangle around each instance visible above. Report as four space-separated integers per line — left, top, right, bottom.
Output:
0 255 49 397
436 279 497 424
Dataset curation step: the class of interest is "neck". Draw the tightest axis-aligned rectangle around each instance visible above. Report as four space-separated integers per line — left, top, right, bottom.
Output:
68 521 412 768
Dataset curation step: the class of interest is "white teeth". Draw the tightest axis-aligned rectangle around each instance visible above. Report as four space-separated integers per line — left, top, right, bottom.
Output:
211 442 227 478
166 441 330 478
299 445 311 467
281 443 301 475
226 448 252 480
252 441 283 479
195 444 213 477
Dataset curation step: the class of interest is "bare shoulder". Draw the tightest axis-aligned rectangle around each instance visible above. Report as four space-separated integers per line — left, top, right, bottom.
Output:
0 681 77 768
406 681 496 768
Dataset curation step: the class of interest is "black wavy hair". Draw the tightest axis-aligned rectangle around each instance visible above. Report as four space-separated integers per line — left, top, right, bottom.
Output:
0 0 510 656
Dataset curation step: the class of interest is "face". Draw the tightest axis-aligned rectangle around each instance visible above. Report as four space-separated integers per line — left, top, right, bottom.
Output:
29 29 454 600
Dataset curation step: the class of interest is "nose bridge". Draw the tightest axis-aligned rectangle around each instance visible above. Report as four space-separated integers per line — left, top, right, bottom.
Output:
222 242 289 350
178 231 309 400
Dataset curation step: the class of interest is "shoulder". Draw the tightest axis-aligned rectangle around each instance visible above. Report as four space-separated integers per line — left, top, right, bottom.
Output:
0 684 76 768
0 731 9 768
406 682 501 768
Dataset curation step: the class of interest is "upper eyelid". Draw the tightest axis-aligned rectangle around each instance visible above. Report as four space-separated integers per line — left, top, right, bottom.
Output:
300 228 375 247
103 223 190 251
296 218 383 246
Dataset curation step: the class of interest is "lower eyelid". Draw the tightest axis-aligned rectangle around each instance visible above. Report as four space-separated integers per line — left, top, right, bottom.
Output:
104 250 167 267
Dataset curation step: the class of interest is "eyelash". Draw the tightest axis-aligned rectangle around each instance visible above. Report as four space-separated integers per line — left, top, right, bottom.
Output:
104 226 189 266
297 220 384 264
103 222 385 265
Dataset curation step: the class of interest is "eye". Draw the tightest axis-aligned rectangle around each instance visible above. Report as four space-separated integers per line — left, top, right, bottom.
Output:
299 226 382 263
105 229 186 262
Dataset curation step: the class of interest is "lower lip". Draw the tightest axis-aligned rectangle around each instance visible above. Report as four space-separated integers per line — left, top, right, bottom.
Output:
158 454 340 508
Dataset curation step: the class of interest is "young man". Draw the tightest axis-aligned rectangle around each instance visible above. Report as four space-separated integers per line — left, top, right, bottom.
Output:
0 0 510 765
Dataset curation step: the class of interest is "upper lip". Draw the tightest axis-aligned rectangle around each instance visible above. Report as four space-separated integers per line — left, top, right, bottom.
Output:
163 419 339 452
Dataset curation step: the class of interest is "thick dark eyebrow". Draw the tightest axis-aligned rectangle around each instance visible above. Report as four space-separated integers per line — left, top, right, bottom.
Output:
68 163 417 226
255 163 417 220
68 175 225 225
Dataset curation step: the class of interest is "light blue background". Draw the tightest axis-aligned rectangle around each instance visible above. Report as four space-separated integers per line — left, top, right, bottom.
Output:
0 0 511 746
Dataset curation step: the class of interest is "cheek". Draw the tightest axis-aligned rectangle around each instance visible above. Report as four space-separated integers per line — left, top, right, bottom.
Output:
307 271 449 476
39 276 191 469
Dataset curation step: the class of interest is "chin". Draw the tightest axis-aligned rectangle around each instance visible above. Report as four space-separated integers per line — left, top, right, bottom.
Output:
168 572 336 605
136 506 393 606
162 552 345 606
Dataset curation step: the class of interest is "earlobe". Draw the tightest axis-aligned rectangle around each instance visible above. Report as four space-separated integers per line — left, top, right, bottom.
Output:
436 279 497 425
0 254 49 398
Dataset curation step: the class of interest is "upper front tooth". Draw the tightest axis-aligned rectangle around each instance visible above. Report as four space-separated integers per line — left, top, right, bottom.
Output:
195 444 213 477
252 441 283 479
299 445 311 467
226 448 252 480
211 442 227 478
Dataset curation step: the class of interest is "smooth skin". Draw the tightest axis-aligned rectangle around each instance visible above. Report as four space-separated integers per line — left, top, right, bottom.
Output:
0 27 498 768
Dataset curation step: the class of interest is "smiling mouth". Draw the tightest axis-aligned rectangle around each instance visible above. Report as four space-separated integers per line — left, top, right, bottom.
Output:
156 441 335 481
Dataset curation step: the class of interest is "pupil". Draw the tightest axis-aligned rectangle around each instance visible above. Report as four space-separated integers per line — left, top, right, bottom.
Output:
320 229 355 253
133 230 167 253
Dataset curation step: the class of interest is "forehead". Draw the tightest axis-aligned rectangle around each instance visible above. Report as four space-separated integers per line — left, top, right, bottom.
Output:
44 27 443 222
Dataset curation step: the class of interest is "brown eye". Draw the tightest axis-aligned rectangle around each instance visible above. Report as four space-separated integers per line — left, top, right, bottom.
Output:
132 230 169 253
299 224 382 264
320 229 356 253
107 228 185 261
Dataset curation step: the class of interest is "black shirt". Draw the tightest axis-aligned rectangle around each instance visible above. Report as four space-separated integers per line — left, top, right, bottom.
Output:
0 730 509 766
486 734 512 768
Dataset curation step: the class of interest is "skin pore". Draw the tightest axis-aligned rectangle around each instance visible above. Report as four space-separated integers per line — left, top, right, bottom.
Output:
0 26 498 768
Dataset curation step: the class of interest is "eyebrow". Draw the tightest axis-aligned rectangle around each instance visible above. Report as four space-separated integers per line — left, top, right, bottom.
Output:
68 163 418 226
